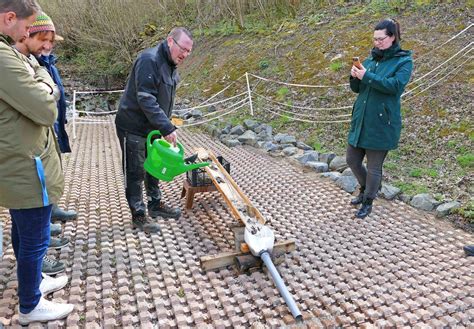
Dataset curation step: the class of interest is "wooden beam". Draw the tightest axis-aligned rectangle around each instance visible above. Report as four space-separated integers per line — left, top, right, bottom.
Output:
200 240 296 271
195 147 265 225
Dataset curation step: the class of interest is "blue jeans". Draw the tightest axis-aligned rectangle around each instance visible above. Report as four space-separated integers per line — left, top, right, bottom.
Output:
10 205 51 313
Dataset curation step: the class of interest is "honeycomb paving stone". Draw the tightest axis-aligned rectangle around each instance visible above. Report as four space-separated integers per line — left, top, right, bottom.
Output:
1 126 473 327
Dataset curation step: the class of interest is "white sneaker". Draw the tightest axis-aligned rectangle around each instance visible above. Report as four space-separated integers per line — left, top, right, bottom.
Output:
39 273 69 296
19 297 74 325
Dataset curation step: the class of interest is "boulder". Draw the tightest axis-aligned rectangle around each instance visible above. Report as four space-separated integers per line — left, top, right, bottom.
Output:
237 130 257 146
282 147 298 156
306 161 329 173
255 124 273 136
319 152 336 165
207 105 217 112
190 109 203 118
295 151 319 165
230 125 245 136
274 133 296 145
296 141 313 151
379 184 401 200
436 201 461 217
410 193 438 211
261 142 279 152
243 119 260 131
256 130 273 142
221 124 232 135
321 172 342 181
223 139 241 147
341 168 354 177
335 176 358 193
329 156 348 172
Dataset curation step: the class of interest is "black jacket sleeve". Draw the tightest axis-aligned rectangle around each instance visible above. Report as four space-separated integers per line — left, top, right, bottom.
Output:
134 55 176 136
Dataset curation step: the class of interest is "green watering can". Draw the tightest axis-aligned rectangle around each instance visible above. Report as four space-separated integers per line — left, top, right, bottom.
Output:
144 130 210 182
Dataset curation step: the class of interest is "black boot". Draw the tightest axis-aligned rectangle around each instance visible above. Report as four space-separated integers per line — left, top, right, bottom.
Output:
51 204 77 222
355 197 373 218
132 211 160 233
351 186 365 205
148 201 181 219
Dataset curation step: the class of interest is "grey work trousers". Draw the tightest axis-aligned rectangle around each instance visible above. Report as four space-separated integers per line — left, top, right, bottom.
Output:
346 144 388 200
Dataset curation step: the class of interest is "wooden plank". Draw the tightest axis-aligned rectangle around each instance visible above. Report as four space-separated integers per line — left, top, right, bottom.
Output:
200 240 296 271
195 147 265 225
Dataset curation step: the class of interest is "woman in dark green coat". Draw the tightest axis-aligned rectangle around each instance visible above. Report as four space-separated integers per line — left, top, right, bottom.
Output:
347 19 413 218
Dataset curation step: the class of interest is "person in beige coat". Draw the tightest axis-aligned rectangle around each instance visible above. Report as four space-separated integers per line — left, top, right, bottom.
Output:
0 0 73 324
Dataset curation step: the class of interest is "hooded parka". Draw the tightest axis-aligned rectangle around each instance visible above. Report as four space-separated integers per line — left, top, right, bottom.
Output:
348 43 413 150
0 34 64 209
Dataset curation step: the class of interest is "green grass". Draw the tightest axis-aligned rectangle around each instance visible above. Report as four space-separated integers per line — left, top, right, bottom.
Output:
457 153 474 169
409 168 423 178
269 114 292 129
329 60 344 72
393 181 429 196
276 87 290 100
426 168 439 178
453 200 474 223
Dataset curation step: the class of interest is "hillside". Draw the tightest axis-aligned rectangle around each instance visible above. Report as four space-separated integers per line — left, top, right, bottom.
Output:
49 1 473 224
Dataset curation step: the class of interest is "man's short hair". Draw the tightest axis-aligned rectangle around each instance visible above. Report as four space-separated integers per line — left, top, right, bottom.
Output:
168 27 193 41
0 0 41 19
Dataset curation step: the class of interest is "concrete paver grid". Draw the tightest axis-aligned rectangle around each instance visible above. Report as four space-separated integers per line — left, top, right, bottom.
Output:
0 116 472 328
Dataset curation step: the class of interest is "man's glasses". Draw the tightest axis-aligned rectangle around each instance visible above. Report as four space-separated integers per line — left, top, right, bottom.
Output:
172 38 191 54
373 35 389 42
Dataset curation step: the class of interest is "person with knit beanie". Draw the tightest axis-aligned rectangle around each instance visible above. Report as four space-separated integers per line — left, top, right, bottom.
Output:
1 2 74 325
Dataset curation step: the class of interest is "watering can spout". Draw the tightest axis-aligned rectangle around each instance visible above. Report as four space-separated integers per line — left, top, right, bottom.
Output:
144 130 210 181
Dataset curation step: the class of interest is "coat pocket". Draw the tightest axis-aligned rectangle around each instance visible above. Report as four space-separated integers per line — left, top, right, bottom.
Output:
378 103 391 125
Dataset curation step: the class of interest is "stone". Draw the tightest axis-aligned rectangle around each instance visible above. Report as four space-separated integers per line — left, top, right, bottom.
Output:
335 176 358 193
230 125 245 136
306 161 329 173
238 130 258 146
341 168 354 176
223 139 241 148
379 184 401 200
261 142 279 152
295 151 319 165
319 152 337 165
410 193 438 211
399 194 412 203
282 147 298 156
296 141 313 150
255 124 273 136
329 156 348 172
436 201 461 217
243 119 260 131
221 124 232 135
274 133 296 144
321 172 342 181
208 105 217 112
256 130 272 142
190 109 203 118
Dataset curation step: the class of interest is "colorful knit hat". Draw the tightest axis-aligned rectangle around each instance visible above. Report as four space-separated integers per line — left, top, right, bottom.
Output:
29 12 64 40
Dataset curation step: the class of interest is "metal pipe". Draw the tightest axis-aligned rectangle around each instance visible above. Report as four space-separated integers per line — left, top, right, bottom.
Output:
260 251 303 322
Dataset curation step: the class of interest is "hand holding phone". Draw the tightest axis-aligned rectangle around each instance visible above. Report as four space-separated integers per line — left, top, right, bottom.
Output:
352 57 363 69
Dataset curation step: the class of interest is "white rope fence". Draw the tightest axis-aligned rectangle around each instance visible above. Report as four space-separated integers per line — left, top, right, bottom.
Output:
69 24 472 132
181 97 250 127
413 23 473 63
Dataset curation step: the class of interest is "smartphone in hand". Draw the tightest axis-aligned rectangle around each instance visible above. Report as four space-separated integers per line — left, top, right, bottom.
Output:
352 57 363 69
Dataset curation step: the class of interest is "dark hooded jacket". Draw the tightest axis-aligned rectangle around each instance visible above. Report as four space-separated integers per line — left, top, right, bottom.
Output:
115 40 178 137
348 43 413 150
37 54 71 153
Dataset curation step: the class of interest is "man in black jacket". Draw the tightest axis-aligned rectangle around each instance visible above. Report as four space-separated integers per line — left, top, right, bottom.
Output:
115 27 192 233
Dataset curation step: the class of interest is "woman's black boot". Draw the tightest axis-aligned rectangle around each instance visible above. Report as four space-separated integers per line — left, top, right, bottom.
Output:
351 186 365 205
355 197 373 218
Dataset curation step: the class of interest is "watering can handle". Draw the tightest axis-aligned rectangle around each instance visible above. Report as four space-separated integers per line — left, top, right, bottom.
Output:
147 130 162 148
